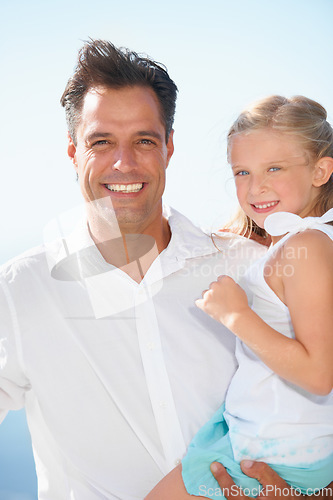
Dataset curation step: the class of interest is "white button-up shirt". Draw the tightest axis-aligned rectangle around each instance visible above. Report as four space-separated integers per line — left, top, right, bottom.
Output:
0 207 265 499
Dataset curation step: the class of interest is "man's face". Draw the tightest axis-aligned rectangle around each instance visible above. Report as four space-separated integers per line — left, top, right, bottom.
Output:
68 85 174 234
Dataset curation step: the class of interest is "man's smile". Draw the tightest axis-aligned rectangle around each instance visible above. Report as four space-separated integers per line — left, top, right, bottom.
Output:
105 182 144 193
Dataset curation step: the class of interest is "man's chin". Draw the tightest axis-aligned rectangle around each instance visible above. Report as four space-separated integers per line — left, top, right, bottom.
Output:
92 203 147 229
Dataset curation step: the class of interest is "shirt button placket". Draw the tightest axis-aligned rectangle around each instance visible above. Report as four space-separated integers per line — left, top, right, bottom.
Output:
135 285 186 473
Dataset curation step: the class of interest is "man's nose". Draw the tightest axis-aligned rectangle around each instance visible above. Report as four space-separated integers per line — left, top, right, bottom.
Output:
112 146 137 172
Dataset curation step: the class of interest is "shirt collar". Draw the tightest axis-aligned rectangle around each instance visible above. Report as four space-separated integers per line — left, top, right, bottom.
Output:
162 205 218 262
46 205 218 281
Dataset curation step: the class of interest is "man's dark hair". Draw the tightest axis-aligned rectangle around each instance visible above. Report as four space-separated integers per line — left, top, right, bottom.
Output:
60 39 178 144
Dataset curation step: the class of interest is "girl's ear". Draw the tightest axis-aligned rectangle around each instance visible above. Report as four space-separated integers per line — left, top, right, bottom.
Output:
313 157 333 187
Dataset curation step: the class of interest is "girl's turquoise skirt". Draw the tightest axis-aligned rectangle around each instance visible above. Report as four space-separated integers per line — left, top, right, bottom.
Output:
182 403 333 499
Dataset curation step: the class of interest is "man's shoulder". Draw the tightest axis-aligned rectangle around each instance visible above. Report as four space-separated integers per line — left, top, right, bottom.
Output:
197 233 266 279
211 231 267 262
0 240 61 285
165 206 216 258
165 207 267 270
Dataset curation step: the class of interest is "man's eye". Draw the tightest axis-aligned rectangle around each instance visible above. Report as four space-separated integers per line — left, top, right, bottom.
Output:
138 139 156 146
90 140 112 151
268 166 281 172
234 170 249 176
93 140 108 146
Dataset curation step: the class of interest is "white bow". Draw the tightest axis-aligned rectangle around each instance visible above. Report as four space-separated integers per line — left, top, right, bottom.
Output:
264 208 333 237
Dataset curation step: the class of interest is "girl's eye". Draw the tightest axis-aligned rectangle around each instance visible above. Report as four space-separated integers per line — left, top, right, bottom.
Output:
269 166 280 172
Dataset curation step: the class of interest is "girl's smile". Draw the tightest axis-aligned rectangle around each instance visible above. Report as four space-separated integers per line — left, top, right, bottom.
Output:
250 200 279 212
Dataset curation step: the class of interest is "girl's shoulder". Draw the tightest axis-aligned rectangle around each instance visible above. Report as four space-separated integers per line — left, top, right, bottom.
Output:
273 229 333 290
281 228 333 260
267 229 332 282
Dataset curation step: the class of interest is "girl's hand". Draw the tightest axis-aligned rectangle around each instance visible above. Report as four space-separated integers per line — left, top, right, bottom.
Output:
195 275 250 329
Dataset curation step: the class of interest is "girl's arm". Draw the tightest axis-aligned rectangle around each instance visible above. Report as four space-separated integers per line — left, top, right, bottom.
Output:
196 230 333 395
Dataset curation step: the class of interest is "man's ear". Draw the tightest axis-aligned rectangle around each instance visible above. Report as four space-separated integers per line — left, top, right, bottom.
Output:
313 157 333 186
67 133 78 173
166 130 174 168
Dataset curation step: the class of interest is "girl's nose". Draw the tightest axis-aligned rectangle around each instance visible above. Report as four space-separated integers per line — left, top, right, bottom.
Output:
249 174 267 195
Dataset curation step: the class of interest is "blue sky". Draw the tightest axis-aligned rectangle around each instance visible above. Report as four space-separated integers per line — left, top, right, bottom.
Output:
1 0 333 497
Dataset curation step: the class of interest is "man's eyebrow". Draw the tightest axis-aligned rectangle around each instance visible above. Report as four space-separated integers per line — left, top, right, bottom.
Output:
136 130 163 141
85 130 164 142
85 132 113 143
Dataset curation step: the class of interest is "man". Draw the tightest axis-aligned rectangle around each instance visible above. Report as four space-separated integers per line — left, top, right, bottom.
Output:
0 40 331 499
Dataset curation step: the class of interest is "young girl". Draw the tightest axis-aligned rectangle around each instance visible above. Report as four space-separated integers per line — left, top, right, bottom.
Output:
146 95 333 499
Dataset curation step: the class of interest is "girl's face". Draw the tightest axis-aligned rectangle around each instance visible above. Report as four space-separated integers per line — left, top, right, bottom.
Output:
229 128 320 231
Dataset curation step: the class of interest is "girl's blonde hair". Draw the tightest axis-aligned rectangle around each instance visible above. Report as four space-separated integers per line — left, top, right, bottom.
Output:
225 95 333 237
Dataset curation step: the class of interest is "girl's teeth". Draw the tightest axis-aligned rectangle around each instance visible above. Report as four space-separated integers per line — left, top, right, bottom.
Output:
106 183 143 193
254 201 278 209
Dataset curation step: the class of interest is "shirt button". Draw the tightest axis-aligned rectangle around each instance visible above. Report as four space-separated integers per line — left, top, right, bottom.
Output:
147 342 156 351
159 401 167 409
174 459 181 466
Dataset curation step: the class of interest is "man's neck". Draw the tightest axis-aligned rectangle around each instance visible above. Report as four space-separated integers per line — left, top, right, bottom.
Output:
88 216 171 283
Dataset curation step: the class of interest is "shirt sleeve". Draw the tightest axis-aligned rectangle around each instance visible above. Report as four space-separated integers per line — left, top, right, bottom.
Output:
0 276 31 424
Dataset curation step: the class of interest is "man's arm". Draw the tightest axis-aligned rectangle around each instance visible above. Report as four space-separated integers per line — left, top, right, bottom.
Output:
145 461 332 499
211 461 333 499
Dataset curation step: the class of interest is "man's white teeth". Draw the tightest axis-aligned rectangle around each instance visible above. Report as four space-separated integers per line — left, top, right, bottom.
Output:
106 183 143 193
254 201 278 209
